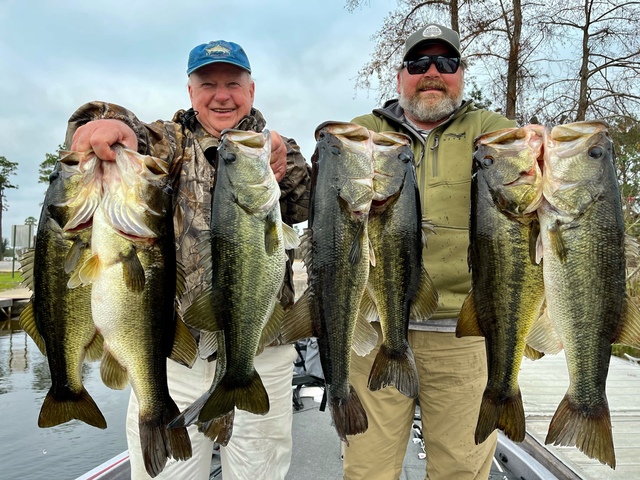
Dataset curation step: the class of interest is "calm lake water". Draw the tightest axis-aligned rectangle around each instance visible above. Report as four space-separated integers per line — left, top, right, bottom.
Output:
0 320 130 480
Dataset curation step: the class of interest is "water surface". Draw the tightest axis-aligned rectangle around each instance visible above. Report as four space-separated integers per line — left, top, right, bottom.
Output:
0 322 130 480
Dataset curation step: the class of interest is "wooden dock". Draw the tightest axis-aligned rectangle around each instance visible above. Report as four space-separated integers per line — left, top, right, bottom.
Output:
0 286 31 320
519 350 640 479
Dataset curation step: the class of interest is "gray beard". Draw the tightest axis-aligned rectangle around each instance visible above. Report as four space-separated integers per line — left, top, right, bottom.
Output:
399 91 462 123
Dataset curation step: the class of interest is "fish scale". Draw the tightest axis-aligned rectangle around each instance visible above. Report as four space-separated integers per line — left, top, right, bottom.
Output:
457 125 545 445
538 121 625 468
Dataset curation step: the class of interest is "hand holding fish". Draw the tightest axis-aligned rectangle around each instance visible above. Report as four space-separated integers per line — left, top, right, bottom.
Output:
269 130 287 181
71 119 138 161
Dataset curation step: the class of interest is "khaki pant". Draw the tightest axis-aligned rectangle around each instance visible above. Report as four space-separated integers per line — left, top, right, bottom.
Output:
126 344 297 480
343 326 496 480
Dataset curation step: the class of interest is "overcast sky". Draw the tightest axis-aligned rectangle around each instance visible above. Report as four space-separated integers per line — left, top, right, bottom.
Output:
0 0 403 243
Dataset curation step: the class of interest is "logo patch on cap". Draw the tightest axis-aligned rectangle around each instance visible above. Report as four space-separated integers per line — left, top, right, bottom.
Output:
205 44 231 57
422 25 443 38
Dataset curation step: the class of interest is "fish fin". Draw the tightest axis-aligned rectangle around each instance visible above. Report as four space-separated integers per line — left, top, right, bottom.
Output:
65 237 90 273
367 343 419 398
77 253 101 286
200 371 269 420
613 294 640 347
525 307 564 354
38 387 107 429
19 249 35 290
171 332 227 429
349 222 365 265
421 219 437 246
197 330 219 360
282 223 301 250
183 287 221 332
523 344 545 360
299 228 313 270
528 219 541 265
368 239 376 267
67 268 83 289
546 393 615 468
169 318 198 368
280 288 314 343
63 190 100 233
409 267 439 322
100 351 129 390
455 292 483 337
330 385 368 444
264 214 281 255
121 247 145 292
475 388 525 444
18 300 46 355
139 397 192 478
169 390 208 429
535 232 544 265
258 302 285 355
352 294 378 356
197 410 235 446
84 331 104 362
549 221 568 262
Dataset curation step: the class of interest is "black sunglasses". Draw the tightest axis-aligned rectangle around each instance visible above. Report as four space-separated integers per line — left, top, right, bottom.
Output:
403 55 461 75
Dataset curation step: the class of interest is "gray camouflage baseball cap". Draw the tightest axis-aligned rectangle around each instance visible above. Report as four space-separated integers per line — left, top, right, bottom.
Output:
402 24 461 60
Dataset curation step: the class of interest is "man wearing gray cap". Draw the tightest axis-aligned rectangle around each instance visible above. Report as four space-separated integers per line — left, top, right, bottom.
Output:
67 40 310 479
343 24 515 479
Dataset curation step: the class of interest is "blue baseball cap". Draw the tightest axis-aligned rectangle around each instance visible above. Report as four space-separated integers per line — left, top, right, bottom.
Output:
187 40 252 75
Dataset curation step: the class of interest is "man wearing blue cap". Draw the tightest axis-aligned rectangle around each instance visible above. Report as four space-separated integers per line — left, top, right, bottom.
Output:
342 24 515 480
66 40 310 479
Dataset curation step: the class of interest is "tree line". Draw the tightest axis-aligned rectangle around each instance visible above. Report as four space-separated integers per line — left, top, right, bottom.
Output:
347 0 640 236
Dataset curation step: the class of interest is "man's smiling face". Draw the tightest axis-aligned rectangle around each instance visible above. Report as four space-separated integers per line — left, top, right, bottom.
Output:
188 62 255 137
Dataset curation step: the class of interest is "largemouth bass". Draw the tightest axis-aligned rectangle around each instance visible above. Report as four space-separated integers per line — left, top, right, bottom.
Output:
538 121 640 468
365 131 438 398
20 151 105 429
77 146 196 478
456 126 545 444
282 121 375 443
182 129 298 423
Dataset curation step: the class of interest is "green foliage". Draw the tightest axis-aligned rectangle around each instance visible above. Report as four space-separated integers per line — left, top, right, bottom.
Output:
0 156 18 212
612 344 640 361
467 80 494 111
610 117 640 239
39 144 64 184
0 271 24 291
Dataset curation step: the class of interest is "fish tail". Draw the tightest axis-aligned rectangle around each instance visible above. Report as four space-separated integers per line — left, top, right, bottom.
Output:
198 410 235 446
545 393 616 468
139 400 193 478
475 388 525 444
367 343 419 398
200 371 269 421
330 386 368 444
38 387 107 429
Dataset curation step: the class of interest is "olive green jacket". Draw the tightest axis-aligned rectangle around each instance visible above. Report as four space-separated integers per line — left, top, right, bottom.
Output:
65 101 311 318
352 99 515 330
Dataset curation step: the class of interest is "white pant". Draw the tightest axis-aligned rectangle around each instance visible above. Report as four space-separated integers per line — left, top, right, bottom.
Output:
126 344 297 479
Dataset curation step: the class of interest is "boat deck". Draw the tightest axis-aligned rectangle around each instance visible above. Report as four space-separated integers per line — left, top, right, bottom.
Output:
519 350 640 479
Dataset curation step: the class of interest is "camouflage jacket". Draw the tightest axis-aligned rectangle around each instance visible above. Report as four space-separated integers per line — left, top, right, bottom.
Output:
65 101 310 335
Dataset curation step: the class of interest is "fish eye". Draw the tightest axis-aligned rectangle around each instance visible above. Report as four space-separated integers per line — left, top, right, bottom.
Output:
482 156 494 167
398 153 412 163
163 185 173 196
49 171 59 183
588 146 604 159
330 145 341 156
222 152 237 163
